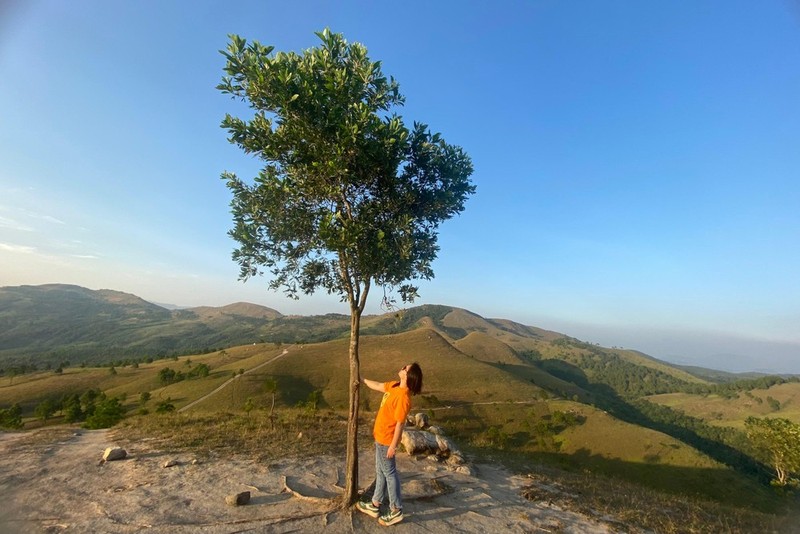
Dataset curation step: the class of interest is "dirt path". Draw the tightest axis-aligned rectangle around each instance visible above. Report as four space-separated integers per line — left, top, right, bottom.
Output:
0 426 618 533
178 349 290 413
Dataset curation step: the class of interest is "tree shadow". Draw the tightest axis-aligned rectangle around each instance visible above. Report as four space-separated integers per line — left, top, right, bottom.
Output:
530 449 783 513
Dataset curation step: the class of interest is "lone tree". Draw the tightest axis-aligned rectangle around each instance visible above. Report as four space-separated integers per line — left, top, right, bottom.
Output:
218 29 474 506
745 416 800 488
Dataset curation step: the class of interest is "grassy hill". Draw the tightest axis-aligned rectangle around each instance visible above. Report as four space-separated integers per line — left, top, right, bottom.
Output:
649 381 800 429
0 284 286 366
2 284 798 530
1 334 783 514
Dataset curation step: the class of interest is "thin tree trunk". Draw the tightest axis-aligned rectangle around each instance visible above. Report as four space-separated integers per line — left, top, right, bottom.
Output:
269 393 275 430
343 307 362 507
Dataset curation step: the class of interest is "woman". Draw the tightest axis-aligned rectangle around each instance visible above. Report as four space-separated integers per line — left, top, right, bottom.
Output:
357 363 423 526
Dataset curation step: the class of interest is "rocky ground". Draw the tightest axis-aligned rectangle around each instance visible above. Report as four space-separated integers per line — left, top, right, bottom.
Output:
0 427 620 533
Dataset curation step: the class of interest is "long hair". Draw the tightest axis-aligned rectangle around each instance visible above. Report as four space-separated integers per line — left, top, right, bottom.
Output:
406 362 423 396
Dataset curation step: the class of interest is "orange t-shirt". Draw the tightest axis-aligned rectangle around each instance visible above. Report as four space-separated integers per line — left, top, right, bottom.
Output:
373 381 411 446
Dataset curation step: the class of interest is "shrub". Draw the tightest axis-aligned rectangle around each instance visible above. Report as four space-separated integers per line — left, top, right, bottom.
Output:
156 399 176 413
0 403 23 429
84 397 125 429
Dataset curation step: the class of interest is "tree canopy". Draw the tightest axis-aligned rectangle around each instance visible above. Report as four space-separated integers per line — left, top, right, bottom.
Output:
218 29 474 307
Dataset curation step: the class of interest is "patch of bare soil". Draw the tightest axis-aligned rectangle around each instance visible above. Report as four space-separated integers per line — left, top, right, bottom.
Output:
0 427 617 533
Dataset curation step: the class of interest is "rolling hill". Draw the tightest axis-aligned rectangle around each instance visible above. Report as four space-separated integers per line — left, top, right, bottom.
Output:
2 283 798 528
0 284 285 366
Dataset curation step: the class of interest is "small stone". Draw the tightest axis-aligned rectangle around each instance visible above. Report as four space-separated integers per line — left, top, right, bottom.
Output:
455 465 474 476
226 491 251 506
297 432 303 439
163 459 179 468
102 447 127 462
414 413 430 429
191 458 200 465
446 454 465 466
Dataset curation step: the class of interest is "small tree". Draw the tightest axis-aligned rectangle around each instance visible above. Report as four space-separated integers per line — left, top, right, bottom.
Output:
263 376 278 421
84 397 126 429
745 416 800 487
218 29 474 506
34 399 57 422
63 395 84 423
244 397 256 417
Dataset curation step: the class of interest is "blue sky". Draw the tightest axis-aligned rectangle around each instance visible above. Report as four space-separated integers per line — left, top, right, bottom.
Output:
1 1 799 373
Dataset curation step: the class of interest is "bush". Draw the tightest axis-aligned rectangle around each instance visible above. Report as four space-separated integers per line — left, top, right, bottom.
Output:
84 397 125 429
0 403 23 429
156 399 176 413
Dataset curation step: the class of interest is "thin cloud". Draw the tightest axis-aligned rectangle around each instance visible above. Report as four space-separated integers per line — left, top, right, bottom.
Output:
39 214 66 225
0 242 36 253
0 215 33 231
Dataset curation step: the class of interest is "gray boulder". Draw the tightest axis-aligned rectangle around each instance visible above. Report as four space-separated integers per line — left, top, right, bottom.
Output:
401 429 440 455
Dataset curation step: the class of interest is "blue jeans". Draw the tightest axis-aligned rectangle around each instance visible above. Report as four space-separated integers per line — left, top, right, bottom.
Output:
373 442 402 511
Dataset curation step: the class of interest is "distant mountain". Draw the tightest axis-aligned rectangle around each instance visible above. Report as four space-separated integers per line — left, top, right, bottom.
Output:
0 284 283 366
0 284 711 396
674 364 774 383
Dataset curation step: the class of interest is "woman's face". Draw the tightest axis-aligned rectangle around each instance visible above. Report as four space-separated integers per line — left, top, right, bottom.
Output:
398 364 409 380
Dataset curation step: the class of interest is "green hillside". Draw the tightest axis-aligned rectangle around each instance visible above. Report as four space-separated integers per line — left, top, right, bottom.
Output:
0 284 287 366
649 381 800 429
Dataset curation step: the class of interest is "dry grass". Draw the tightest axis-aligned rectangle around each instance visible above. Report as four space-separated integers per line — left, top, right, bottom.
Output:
649 383 800 430
113 408 373 463
520 465 798 534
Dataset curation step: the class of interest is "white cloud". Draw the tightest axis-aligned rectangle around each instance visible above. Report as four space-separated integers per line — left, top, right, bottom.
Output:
0 242 36 253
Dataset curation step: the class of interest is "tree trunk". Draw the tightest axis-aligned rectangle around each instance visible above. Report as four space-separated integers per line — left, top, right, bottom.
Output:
343 307 362 506
776 465 787 486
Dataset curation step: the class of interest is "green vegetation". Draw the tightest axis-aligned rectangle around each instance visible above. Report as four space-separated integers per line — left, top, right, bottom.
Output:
745 416 800 488
0 403 22 429
158 363 210 384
